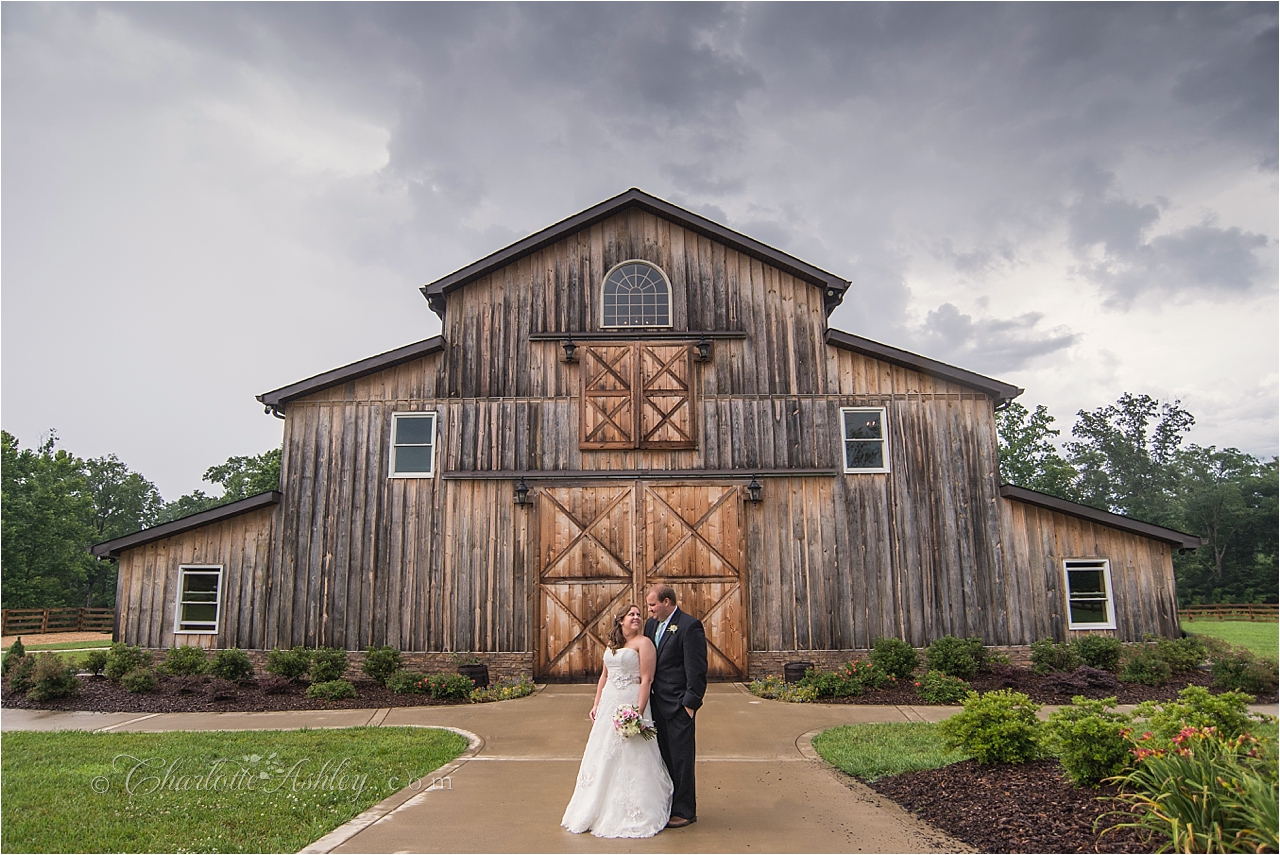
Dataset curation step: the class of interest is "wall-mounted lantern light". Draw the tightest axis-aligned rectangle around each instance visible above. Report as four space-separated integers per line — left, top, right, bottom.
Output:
514 478 533 506
746 476 763 503
561 337 578 363
694 336 712 362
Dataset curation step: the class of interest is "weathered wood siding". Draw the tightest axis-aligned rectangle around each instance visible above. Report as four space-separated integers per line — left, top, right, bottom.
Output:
115 507 275 649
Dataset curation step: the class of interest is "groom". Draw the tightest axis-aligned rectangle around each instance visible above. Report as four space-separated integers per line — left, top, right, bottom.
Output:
644 584 707 829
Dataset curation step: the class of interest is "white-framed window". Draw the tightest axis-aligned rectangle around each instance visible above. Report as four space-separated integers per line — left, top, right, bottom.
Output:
174 565 222 634
840 407 890 473
390 411 438 477
601 260 672 328
1063 559 1117 630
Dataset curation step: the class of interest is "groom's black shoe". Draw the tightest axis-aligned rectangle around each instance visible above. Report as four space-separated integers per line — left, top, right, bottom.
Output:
665 816 695 828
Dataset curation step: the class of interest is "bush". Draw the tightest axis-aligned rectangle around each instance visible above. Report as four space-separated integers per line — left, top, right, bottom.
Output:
924 636 987 679
1072 635 1122 671
915 670 970 705
421 673 475 700
26 653 80 701
870 637 919 679
746 674 818 703
1211 647 1279 696
81 649 109 677
841 659 893 691
362 646 402 686
386 670 427 694
1155 636 1208 673
265 646 311 681
1132 685 1261 744
1119 646 1172 686
472 676 537 703
1 637 26 676
5 655 36 694
937 689 1044 765
1030 638 1080 675
104 644 152 682
800 667 862 698
258 675 291 695
209 648 255 681
160 645 208 676
1042 696 1133 787
309 647 349 683
120 667 159 693
306 679 357 700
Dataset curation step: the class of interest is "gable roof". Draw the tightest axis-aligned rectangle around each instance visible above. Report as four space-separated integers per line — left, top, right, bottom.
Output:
827 328 1023 406
90 491 282 559
420 188 851 318
1000 484 1204 550
257 336 444 416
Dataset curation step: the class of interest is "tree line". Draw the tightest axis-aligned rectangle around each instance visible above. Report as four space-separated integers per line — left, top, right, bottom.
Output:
997 393 1278 605
1 430 279 609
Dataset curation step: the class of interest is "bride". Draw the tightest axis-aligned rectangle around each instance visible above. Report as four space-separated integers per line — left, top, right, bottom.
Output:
561 603 673 838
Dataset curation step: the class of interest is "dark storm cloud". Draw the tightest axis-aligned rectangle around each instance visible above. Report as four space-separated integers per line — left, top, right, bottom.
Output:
915 303 1078 375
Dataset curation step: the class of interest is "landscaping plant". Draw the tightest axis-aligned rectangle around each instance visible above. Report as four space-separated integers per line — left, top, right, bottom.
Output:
870 637 919 679
265 646 311 681
103 643 151 682
471 675 537 702
26 653 80 701
1119 645 1172 686
1210 646 1279 696
1071 634 1122 671
81 649 109 676
308 647 349 683
119 667 158 693
937 689 1043 764
209 647 254 681
4 655 36 694
362 645 403 685
306 679 357 700
1131 685 1261 743
924 636 987 679
1042 696 1133 786
1153 636 1208 673
747 674 818 703
419 673 476 699
386 670 427 694
1 637 25 676
1030 638 1080 674
914 670 970 705
258 675 291 694
160 645 208 676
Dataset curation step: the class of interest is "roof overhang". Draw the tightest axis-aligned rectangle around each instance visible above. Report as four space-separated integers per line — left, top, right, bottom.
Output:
257 336 444 416
827 328 1023 406
89 491 282 559
420 188 851 318
1000 484 1205 550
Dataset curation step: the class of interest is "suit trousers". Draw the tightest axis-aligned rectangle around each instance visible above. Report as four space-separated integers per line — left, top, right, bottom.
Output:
654 706 696 820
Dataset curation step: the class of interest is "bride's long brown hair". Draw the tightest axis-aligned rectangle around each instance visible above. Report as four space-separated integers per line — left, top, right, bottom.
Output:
606 603 640 650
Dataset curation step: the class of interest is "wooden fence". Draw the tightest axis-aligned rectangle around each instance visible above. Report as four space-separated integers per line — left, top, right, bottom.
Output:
1178 603 1279 622
1 608 114 636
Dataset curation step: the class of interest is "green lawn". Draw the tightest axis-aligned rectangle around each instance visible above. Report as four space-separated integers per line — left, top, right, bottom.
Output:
1 727 467 853
1183 619 1279 660
2 639 113 652
811 722 970 781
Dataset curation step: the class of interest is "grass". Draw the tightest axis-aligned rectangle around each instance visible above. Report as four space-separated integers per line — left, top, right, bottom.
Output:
811 722 970 781
1183 620 1279 660
1 727 467 853
2 638 113 651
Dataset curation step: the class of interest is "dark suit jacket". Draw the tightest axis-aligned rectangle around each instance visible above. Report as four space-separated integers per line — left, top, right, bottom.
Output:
644 608 708 718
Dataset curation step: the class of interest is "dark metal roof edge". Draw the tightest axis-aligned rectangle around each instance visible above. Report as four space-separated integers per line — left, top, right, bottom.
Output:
420 189 852 300
257 337 445 410
89 491 282 559
826 328 1024 403
999 484 1205 549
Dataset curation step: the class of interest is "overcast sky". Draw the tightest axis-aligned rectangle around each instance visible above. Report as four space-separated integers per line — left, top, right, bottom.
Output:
3 3 1277 499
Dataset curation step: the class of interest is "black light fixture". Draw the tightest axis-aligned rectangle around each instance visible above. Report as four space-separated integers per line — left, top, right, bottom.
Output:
561 337 578 363
514 478 532 506
694 336 712 362
746 476 763 503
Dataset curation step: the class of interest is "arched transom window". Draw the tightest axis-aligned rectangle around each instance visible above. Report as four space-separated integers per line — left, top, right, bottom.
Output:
601 261 671 328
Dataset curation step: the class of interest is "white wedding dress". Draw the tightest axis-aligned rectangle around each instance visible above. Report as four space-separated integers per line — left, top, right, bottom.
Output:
561 646 673 838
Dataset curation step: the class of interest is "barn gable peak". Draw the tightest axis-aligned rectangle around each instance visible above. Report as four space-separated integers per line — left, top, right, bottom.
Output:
419 188 851 319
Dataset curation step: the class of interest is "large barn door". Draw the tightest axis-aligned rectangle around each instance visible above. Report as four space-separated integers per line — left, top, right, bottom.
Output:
536 485 637 679
642 484 747 679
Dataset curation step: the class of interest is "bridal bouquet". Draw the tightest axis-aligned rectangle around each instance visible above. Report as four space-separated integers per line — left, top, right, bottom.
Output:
612 705 658 740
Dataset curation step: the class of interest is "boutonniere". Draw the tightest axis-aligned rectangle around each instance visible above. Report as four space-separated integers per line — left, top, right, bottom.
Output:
666 624 678 635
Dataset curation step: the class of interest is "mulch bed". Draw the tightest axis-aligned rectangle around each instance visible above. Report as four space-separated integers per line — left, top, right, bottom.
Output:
1 675 469 713
867 759 1163 854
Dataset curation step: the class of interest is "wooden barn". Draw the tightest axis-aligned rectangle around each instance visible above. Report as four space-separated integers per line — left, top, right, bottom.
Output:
92 189 1202 679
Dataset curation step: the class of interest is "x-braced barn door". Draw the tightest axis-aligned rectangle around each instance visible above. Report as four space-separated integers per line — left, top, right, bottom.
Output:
536 482 746 680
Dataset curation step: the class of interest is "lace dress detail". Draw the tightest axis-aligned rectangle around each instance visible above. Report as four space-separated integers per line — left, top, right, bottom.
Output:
561 647 673 838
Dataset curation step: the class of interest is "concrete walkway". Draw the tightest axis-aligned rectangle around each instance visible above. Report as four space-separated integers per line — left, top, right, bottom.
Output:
3 689 1275 854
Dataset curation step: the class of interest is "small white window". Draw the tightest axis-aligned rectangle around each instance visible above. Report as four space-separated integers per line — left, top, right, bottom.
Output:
601 260 672 328
175 566 222 634
1063 559 1117 630
840 407 889 473
391 412 438 477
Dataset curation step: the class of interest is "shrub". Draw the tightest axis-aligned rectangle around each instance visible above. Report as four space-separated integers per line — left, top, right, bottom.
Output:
800 667 862 698
306 679 357 700
1030 638 1080 675
104 644 152 682
937 689 1044 765
841 659 893 691
1211 647 1279 696
915 670 970 705
258 675 291 695
1042 696 1133 787
362 646 403 686
5 655 36 694
81 649 109 677
26 653 80 701
265 646 311 681
120 667 159 693
160 645 208 676
309 647 349 683
1072 635 1122 671
1 637 26 676
420 673 475 700
209 648 255 681
1132 685 1261 744
386 670 427 694
924 636 986 679
870 637 919 679
746 674 818 703
472 676 537 703
1155 636 1208 673
1119 646 1172 686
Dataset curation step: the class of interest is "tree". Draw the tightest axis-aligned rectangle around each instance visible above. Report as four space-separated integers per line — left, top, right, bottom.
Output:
82 455 163 607
157 447 281 523
995 402 1078 499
